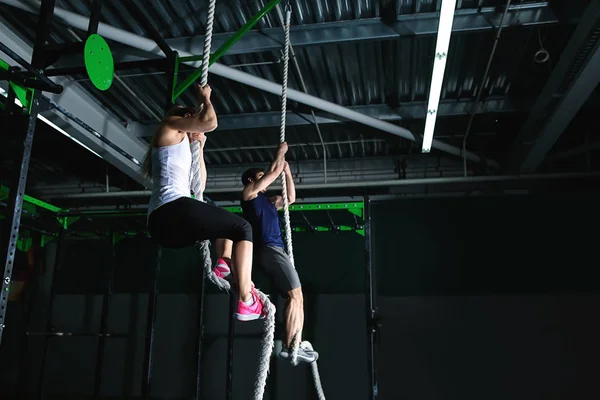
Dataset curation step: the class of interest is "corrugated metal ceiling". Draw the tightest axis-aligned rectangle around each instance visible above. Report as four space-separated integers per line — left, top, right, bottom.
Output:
0 0 577 168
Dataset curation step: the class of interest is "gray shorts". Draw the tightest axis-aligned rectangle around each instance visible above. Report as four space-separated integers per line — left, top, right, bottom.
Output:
256 245 301 295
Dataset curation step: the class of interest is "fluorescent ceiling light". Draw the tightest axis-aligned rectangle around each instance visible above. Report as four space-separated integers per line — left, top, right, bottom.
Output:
37 115 104 159
422 0 457 153
0 88 103 159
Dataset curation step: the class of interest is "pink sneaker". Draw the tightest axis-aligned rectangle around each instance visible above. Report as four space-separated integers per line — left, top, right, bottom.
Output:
213 258 231 280
235 288 265 321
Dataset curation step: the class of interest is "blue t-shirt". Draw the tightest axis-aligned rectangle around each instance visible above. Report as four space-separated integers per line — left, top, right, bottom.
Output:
241 192 283 248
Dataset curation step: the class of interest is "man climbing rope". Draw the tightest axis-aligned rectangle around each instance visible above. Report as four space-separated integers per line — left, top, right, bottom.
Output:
213 142 318 364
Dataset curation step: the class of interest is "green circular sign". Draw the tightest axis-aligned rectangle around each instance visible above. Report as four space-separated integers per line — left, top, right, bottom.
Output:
84 34 114 91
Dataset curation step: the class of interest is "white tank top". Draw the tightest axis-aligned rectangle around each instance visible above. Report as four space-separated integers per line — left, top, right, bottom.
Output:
148 134 192 216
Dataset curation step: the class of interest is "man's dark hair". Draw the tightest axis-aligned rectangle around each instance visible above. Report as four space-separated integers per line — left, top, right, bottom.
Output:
241 168 264 186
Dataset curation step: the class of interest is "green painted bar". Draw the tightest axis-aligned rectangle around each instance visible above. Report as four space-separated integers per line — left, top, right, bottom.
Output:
62 202 363 220
68 202 363 217
23 194 63 213
0 185 63 213
223 201 364 214
172 0 281 102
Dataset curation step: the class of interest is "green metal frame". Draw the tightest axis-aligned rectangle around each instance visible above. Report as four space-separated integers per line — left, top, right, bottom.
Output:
0 185 63 213
1 57 35 113
0 185 73 248
293 225 361 233
222 201 363 215
61 201 365 236
171 0 281 102
2 194 364 247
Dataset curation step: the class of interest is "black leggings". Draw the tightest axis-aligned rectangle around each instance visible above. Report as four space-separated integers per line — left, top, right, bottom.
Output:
148 197 252 249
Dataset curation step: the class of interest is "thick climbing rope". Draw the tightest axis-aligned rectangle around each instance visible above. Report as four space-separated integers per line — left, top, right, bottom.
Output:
279 0 298 364
189 1 276 399
190 0 229 294
279 6 295 270
278 5 326 400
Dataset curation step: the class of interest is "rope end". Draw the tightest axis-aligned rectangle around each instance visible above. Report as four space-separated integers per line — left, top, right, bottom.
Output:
285 7 292 25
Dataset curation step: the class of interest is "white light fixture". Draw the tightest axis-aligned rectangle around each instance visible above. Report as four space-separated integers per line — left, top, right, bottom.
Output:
422 0 457 153
37 115 104 159
0 88 103 159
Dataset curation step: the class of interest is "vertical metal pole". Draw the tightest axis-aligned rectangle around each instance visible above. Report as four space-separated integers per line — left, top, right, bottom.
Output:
0 89 41 348
92 234 116 399
225 293 236 400
165 50 177 112
141 246 161 399
141 44 174 399
17 249 37 398
194 273 206 399
0 0 55 349
364 196 378 399
5 81 17 112
268 292 278 400
87 0 103 36
36 226 65 399
30 0 55 69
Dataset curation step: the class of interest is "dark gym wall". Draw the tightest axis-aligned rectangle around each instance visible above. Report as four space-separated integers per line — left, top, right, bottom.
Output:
12 293 365 400
2 194 599 399
372 194 600 296
0 230 368 400
372 194 600 400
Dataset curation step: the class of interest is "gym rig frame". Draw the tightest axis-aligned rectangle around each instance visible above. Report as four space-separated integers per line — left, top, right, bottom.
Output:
0 0 381 399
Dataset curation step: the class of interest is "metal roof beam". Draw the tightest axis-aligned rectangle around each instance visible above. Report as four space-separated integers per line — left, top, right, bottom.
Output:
0 0 495 168
128 97 514 137
0 20 149 187
98 2 561 64
508 0 600 172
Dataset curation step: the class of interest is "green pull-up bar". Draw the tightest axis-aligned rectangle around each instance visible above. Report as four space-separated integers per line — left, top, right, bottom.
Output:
172 0 282 103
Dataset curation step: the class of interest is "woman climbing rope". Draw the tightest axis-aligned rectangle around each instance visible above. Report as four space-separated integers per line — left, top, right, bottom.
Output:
142 84 266 321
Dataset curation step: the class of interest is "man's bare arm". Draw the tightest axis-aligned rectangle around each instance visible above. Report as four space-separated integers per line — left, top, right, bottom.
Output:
242 142 288 201
284 162 296 204
272 163 296 209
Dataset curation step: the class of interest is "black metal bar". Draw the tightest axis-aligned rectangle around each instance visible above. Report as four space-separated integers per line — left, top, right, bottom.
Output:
16 259 37 398
41 41 84 68
31 0 56 66
141 246 161 400
194 271 206 399
27 331 127 337
0 92 42 348
93 234 117 399
44 58 171 77
0 0 54 349
364 196 378 399
226 293 236 400
87 0 103 36
325 211 340 233
0 67 62 93
269 288 278 400
270 349 278 400
0 43 62 94
43 41 85 55
122 2 173 56
36 226 65 399
56 209 147 218
164 51 177 111
4 81 17 114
